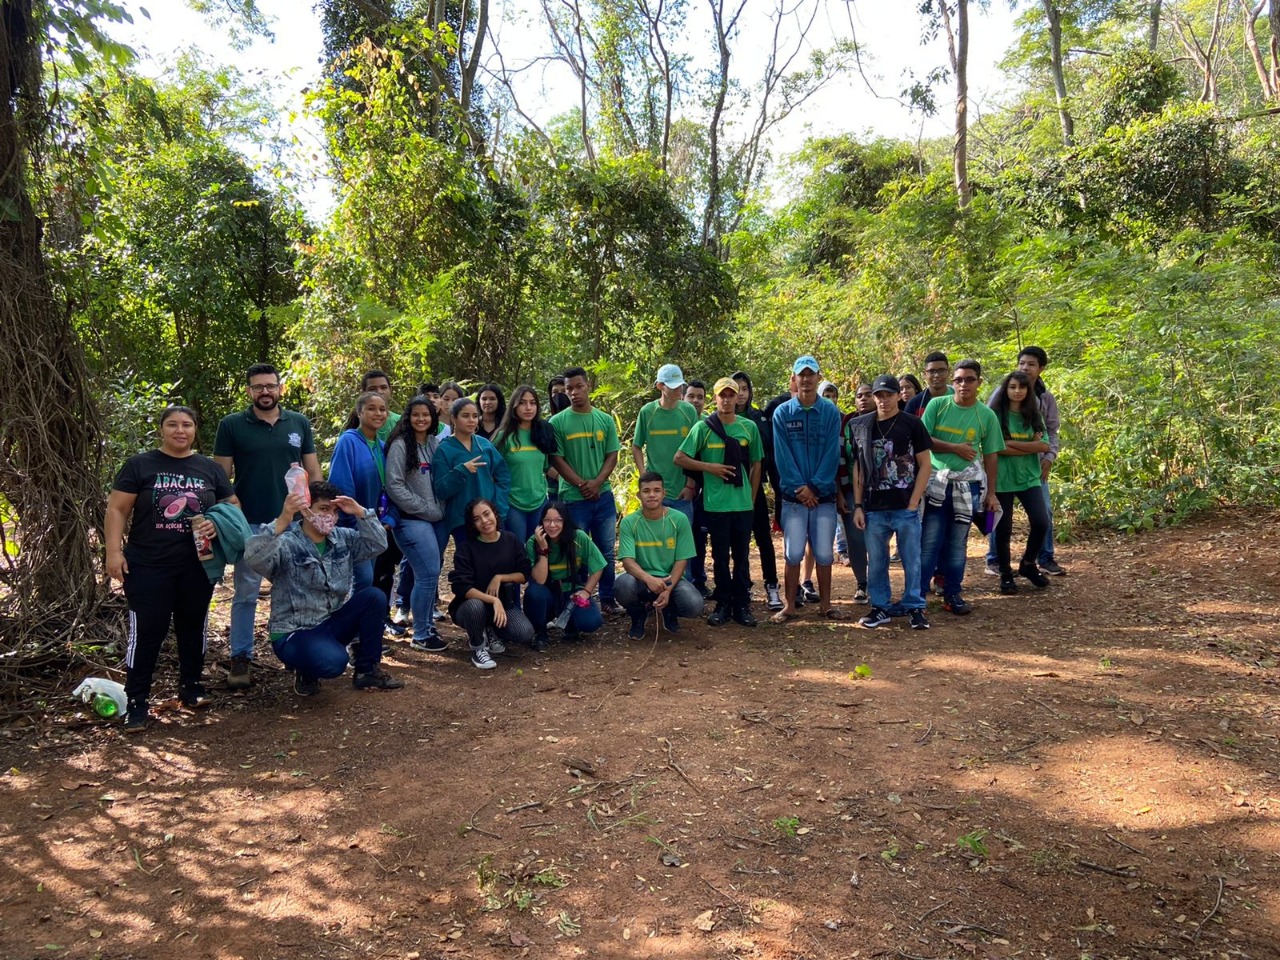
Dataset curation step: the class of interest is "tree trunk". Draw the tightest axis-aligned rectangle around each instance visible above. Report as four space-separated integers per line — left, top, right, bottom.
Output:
0 0 103 617
1239 1 1276 99
1041 0 1074 146
1270 0 1280 95
939 0 971 208
1148 0 1163 50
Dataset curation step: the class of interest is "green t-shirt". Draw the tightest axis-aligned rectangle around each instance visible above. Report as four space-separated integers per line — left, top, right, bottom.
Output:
677 416 763 513
525 528 606 585
212 407 317 524
633 399 699 498
550 407 620 502
921 396 1006 472
377 411 401 444
501 428 553 512
995 410 1042 493
617 507 695 578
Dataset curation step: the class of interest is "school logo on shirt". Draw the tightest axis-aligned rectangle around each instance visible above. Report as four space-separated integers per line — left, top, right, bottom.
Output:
681 426 689 437
595 429 605 442
288 432 302 448
666 536 676 549
966 428 976 441
738 437 748 446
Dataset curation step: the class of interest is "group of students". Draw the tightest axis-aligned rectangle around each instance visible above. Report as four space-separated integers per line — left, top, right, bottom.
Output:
102 348 1063 731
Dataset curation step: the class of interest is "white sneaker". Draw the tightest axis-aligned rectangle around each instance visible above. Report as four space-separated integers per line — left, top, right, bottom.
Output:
471 646 497 669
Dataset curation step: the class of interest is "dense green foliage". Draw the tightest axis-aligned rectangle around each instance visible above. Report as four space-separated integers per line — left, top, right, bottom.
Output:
33 0 1280 537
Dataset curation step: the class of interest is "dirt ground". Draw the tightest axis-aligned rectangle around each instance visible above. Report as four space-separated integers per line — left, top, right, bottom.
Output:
1 509 1278 960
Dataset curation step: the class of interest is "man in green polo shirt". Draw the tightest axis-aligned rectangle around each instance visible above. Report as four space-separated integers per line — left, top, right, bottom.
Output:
550 366 623 613
213 363 322 687
674 377 763 627
631 363 699 526
615 472 705 639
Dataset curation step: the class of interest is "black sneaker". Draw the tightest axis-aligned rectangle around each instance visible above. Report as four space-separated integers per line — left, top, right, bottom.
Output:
859 607 891 629
293 672 320 696
943 595 972 615
179 684 213 709
410 634 448 653
999 574 1017 595
601 599 627 617
530 633 549 653
909 609 931 630
628 611 649 640
765 583 783 611
984 562 1001 576
1019 563 1051 589
800 580 820 603
124 700 149 733
353 668 405 690
853 586 869 604
707 604 730 627
1039 558 1067 576
661 607 680 633
385 619 408 638
227 655 251 690
732 606 757 628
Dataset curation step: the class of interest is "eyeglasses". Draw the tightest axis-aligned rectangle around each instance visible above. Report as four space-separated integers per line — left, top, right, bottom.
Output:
249 383 281 394
952 376 978 385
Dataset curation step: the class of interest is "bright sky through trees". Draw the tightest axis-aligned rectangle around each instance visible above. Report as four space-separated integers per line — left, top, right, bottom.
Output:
114 0 1019 217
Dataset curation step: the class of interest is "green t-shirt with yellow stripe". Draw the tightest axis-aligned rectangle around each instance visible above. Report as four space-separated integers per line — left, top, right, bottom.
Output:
525 528 606 586
501 428 554 512
677 416 762 513
550 407 620 502
617 507 695 579
633 399 699 498
921 396 1005 472
995 410 1042 493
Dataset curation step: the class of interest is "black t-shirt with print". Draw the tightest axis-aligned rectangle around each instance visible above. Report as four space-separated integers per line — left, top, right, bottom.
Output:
113 450 233 567
854 413 933 512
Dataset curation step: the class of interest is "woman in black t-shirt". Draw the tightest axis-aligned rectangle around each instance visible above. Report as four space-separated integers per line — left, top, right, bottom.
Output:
448 498 534 670
105 405 237 732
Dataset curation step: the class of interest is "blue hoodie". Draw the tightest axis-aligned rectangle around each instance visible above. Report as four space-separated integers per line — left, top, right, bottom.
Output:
771 396 841 501
328 429 386 526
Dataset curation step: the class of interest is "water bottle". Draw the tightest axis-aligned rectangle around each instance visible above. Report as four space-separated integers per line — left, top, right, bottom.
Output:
72 678 127 720
284 462 311 507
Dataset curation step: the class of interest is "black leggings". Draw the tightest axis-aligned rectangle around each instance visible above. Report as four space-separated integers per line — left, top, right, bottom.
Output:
995 488 1050 574
123 559 215 704
373 531 401 611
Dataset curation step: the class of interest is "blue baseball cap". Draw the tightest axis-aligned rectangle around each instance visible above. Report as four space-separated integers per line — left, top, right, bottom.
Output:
792 355 820 375
655 364 686 389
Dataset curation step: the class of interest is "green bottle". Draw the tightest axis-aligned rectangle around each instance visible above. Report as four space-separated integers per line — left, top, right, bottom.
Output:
90 694 120 719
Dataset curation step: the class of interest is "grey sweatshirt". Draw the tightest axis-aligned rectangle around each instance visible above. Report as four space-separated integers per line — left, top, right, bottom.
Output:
385 434 444 522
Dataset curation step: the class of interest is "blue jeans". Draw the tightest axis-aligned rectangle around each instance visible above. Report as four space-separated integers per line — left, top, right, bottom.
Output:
664 497 695 581
523 581 603 637
504 503 545 547
353 559 374 592
395 555 413 612
565 496 617 603
919 482 981 599
614 574 704 619
393 517 442 642
272 586 385 679
865 509 925 611
229 523 270 659
1039 479 1056 564
838 510 868 586
780 500 837 567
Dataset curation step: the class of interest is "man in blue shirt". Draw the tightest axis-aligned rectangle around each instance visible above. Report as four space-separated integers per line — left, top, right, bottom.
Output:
770 356 844 622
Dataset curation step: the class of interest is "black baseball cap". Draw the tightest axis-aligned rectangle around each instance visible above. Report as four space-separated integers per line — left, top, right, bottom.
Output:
870 374 901 394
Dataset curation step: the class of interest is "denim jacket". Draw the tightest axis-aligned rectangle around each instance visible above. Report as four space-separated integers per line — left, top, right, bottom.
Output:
244 510 387 635
771 396 841 502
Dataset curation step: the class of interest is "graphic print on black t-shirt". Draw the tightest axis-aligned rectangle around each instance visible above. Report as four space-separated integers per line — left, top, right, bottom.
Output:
151 473 212 533
871 437 917 491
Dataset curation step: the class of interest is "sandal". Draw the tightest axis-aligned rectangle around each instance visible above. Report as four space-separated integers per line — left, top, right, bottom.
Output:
770 610 794 624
